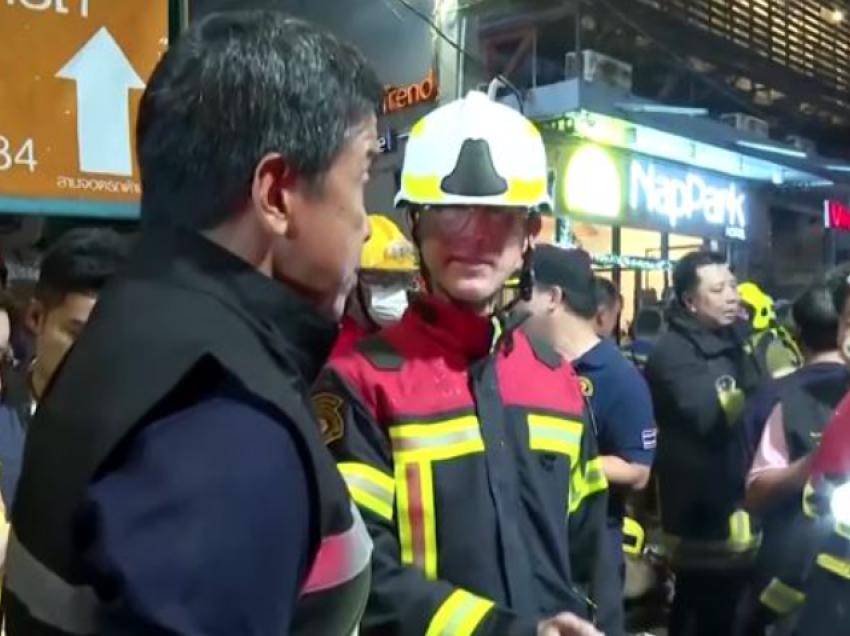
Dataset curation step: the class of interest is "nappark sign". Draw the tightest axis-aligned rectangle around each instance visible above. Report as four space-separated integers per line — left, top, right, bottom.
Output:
630 157 747 240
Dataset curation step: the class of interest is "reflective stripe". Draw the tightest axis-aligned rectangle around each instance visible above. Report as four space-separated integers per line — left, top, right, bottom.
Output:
391 417 484 581
570 456 607 514
302 504 373 594
425 589 495 636
816 553 850 580
390 417 485 463
623 517 646 556
759 578 806 615
339 462 395 521
729 510 753 547
5 530 100 635
803 480 818 519
528 414 582 461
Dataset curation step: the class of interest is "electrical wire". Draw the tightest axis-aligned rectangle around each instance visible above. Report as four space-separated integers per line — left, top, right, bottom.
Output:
591 0 776 120
389 0 526 111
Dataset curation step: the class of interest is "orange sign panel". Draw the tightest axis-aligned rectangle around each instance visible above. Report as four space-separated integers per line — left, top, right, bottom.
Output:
0 0 168 216
382 69 438 114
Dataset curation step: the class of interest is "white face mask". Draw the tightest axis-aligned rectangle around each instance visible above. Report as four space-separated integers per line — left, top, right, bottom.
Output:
367 285 409 327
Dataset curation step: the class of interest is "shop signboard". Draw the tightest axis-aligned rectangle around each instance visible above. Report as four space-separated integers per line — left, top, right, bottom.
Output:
556 143 749 241
0 0 170 218
825 199 850 231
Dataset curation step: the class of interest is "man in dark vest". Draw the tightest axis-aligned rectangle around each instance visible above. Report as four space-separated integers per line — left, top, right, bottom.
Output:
742 283 849 633
3 11 382 635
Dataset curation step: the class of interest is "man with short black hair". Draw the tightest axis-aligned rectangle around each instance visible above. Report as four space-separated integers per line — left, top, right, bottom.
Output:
520 245 655 636
0 228 128 569
594 276 622 339
646 250 765 636
4 11 382 635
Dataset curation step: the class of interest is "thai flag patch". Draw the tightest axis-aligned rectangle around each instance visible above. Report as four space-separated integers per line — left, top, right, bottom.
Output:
642 429 658 450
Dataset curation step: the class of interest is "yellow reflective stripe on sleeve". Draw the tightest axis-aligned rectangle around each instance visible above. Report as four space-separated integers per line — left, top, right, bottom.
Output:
338 462 395 522
425 589 495 636
390 417 485 463
759 578 806 615
528 414 583 461
570 457 607 514
396 460 415 567
816 553 850 580
729 510 753 547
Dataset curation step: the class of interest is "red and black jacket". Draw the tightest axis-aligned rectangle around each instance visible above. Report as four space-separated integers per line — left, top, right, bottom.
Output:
313 297 610 636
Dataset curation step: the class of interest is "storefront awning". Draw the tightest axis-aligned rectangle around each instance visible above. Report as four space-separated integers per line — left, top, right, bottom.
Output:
508 79 850 187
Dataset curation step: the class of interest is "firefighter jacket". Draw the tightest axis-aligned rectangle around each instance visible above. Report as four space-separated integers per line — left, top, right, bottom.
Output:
313 297 611 636
754 367 850 620
646 306 765 570
791 395 850 636
2 229 371 636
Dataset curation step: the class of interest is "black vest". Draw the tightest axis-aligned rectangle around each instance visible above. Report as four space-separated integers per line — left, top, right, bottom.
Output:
755 367 850 609
2 230 370 635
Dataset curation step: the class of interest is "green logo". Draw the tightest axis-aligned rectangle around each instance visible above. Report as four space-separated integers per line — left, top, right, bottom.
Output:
559 144 622 220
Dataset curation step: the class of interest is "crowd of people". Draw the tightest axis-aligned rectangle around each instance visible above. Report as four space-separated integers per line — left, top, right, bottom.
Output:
0 9 847 636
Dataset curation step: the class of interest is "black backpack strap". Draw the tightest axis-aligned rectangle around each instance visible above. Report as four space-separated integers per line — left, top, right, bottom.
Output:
526 335 562 370
355 335 404 371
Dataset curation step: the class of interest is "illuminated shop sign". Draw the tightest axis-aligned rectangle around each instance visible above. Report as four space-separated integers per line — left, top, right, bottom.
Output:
630 157 747 240
825 199 850 231
557 144 749 241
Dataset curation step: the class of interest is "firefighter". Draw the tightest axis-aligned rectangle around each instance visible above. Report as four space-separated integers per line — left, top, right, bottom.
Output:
332 214 418 357
2 12 381 634
738 281 802 379
788 266 850 636
313 91 608 636
741 283 849 633
645 251 766 636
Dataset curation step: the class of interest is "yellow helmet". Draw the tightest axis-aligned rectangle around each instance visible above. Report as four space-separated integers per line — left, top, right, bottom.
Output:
738 281 775 331
395 91 551 211
360 215 418 272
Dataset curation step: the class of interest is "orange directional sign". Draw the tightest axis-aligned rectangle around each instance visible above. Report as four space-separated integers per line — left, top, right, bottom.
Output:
0 0 169 218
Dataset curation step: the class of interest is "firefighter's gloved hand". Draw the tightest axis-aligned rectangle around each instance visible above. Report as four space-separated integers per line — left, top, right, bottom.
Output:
537 613 604 636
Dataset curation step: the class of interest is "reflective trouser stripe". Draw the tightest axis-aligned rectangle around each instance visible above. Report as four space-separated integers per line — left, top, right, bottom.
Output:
338 462 395 521
759 578 806 615
5 530 99 635
570 457 607 514
425 589 494 636
391 418 485 582
528 414 582 461
816 553 850 580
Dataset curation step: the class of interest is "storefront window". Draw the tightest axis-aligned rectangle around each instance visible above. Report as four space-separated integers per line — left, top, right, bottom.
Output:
617 229 662 329
572 221 612 254
669 232 703 259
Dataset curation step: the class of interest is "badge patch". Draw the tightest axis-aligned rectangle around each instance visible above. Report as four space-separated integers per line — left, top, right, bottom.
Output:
312 392 345 444
642 429 658 450
579 376 594 398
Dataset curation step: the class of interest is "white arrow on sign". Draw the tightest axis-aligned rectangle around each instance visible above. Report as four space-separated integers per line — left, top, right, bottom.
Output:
57 27 146 177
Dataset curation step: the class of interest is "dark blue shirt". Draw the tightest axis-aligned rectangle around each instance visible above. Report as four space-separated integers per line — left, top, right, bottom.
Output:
734 361 848 493
574 339 656 523
80 390 312 635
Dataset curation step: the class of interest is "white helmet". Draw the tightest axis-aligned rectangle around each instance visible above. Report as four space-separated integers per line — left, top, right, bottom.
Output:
395 91 551 211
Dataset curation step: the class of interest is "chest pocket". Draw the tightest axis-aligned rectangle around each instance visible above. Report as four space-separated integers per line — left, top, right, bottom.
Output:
527 414 584 510
389 416 485 580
